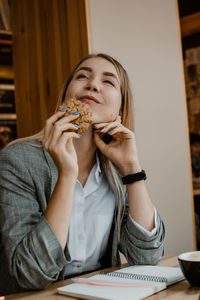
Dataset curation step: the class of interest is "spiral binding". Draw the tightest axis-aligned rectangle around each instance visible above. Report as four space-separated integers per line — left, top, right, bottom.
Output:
99 271 167 283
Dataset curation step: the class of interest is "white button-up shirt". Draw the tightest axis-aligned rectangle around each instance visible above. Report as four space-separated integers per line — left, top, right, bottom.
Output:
64 155 157 276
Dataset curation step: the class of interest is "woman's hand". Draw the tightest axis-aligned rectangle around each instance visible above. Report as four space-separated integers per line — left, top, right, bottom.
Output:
93 119 141 175
42 110 81 177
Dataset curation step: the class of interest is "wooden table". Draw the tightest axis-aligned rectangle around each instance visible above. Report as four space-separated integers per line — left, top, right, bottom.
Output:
3 256 200 300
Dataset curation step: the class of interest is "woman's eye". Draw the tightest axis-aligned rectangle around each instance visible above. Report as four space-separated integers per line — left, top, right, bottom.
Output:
104 80 115 87
76 74 87 79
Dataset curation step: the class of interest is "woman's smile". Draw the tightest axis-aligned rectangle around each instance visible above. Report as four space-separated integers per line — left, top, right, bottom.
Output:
78 95 100 104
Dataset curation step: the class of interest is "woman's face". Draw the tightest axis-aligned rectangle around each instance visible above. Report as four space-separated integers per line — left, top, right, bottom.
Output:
65 57 122 123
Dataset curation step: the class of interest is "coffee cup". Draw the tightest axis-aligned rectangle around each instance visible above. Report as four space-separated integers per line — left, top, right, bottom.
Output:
178 251 200 286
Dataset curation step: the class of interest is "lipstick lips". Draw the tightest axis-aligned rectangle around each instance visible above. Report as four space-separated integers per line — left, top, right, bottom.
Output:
79 95 100 104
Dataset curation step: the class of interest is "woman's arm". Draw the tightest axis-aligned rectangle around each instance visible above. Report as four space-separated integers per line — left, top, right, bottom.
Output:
120 162 155 232
93 121 155 231
44 174 76 249
0 111 81 292
119 196 165 265
42 110 80 249
0 144 69 292
94 121 165 264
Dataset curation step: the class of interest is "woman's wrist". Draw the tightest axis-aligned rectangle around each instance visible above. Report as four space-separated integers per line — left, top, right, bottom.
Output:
58 170 78 181
119 161 142 176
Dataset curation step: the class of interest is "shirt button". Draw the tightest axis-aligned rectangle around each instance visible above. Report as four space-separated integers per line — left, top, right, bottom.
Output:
77 263 82 268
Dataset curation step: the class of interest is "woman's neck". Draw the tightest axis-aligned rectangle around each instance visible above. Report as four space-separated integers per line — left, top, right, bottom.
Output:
73 128 97 185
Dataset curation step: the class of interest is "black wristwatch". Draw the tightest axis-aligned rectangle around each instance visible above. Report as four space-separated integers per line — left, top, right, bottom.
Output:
122 169 147 184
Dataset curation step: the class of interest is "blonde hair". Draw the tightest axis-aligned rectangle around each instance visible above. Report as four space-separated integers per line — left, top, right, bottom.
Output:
7 53 135 243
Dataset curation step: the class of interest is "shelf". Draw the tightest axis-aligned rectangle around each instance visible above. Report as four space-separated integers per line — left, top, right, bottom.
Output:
0 65 14 79
194 189 200 196
0 30 12 36
180 12 200 37
0 38 12 45
0 83 14 90
0 30 12 45
0 113 16 120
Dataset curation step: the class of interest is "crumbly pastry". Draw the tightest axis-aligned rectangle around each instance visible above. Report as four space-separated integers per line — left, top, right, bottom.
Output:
58 98 93 134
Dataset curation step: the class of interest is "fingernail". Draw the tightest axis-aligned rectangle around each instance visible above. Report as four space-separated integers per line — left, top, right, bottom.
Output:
60 108 68 112
72 111 80 115
76 133 82 137
107 130 112 135
74 124 80 129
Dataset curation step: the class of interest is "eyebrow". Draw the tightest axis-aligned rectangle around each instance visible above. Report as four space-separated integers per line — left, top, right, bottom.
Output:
75 67 119 83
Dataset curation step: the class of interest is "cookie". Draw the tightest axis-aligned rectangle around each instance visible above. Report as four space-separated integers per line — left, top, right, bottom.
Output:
58 98 93 134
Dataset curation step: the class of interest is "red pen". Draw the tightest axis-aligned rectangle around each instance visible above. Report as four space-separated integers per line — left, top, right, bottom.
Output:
71 277 159 289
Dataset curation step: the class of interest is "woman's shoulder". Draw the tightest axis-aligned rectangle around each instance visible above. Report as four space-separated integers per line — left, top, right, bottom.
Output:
0 140 44 162
0 140 54 191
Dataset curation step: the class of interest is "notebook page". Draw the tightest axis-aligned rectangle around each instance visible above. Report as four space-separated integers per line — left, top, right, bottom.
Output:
58 281 165 300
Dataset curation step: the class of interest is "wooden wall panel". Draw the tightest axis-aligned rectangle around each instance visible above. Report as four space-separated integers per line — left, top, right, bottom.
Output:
10 0 90 137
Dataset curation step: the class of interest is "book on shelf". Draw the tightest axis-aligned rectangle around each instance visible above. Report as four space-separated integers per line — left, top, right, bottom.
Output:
0 120 17 148
184 47 200 115
57 265 184 300
0 83 15 113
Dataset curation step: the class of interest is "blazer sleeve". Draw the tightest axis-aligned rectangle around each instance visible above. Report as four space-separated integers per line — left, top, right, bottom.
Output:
0 144 70 291
119 194 165 265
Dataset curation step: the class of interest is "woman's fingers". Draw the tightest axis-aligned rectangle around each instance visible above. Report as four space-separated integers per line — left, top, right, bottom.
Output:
45 131 80 174
50 131 80 154
59 132 80 150
93 121 121 133
93 121 134 145
107 126 132 138
44 111 67 137
54 113 81 126
94 122 131 137
41 110 81 174
44 123 80 149
43 112 80 145
93 132 107 154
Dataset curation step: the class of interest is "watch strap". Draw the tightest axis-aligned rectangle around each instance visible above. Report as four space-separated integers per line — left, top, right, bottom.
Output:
122 169 146 184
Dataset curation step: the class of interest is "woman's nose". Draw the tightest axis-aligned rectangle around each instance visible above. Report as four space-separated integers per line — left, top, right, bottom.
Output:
85 79 100 92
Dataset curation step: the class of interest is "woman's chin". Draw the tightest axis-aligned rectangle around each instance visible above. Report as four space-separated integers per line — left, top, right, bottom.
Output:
91 115 115 124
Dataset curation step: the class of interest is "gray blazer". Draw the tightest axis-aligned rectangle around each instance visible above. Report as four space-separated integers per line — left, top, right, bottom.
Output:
0 141 165 295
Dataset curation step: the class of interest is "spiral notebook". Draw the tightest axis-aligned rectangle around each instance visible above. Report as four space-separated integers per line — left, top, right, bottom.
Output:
57 265 184 300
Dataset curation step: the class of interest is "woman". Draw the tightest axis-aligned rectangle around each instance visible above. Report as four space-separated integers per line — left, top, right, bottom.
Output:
0 53 165 295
